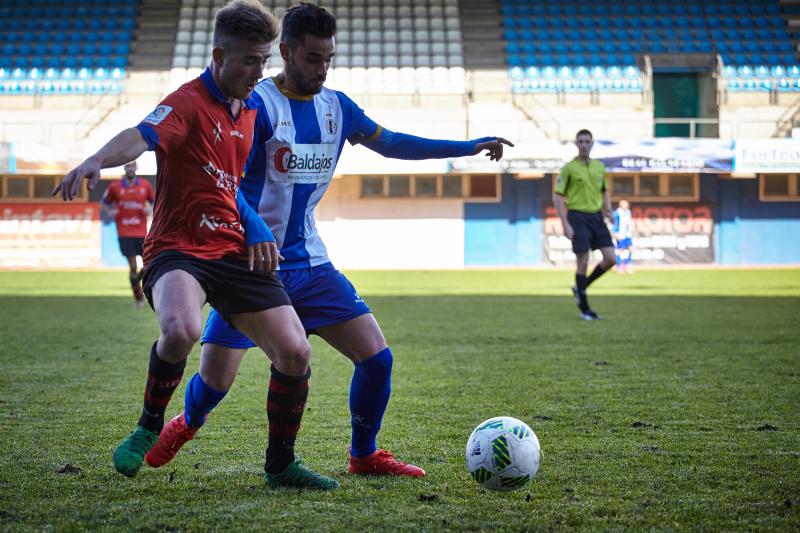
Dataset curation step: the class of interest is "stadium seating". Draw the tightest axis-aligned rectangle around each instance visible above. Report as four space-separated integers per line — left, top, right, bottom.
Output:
172 0 464 70
502 0 799 94
0 0 138 94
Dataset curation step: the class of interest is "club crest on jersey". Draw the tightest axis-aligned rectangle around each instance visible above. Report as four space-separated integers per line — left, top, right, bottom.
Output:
143 105 173 126
212 121 223 144
325 113 337 135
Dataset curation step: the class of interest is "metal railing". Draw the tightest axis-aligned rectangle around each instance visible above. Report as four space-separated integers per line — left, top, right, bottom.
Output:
652 118 725 138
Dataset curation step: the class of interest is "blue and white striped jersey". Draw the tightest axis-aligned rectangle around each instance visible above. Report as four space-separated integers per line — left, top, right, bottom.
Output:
241 76 491 270
613 207 633 239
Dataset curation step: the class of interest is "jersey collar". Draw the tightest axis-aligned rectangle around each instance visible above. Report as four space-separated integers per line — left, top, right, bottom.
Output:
200 67 228 103
200 67 258 111
272 76 314 101
121 177 140 188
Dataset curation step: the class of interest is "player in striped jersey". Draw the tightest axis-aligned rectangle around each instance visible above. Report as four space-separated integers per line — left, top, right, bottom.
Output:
145 2 512 477
613 199 634 273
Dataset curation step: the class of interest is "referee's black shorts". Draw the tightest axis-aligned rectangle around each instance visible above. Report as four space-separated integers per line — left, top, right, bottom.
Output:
118 237 145 258
141 250 291 324
567 210 613 254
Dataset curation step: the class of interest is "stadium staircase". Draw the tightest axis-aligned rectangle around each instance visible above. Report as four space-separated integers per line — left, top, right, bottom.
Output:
459 0 505 70
128 0 180 71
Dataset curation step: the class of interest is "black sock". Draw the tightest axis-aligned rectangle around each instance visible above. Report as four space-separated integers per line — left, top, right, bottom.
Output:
575 274 589 312
586 264 608 288
264 365 310 474
138 342 186 433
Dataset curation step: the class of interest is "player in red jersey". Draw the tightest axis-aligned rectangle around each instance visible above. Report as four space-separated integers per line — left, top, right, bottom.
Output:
52 0 337 490
100 161 154 308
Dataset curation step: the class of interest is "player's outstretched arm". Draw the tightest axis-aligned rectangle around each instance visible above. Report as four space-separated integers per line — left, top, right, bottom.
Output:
357 127 513 161
473 137 514 161
53 128 148 201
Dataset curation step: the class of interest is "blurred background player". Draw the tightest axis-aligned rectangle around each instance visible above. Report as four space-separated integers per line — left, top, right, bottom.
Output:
553 129 616 320
100 161 154 307
613 199 634 274
144 1 513 478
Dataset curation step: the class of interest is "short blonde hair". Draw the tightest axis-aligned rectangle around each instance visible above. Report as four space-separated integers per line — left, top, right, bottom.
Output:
214 0 279 50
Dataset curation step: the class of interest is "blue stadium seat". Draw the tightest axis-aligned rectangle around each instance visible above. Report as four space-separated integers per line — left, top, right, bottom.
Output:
509 66 524 79
524 66 539 79
729 41 745 53
573 66 590 78
770 65 786 78
754 66 770 78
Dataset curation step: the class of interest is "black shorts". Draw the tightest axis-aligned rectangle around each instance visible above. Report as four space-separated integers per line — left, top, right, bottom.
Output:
118 237 145 258
568 210 614 254
141 250 291 324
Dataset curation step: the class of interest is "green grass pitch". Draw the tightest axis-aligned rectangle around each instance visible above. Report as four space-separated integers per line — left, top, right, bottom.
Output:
0 269 798 531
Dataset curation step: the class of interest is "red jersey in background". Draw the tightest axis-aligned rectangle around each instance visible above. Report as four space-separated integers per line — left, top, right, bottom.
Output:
101 178 154 238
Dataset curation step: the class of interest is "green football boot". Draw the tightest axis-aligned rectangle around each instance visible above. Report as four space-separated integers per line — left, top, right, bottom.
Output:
265 457 340 490
112 426 159 478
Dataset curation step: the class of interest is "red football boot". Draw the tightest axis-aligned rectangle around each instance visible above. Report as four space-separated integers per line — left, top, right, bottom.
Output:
348 449 426 477
144 413 199 468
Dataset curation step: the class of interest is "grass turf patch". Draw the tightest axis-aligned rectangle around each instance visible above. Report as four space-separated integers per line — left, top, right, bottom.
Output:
0 269 798 531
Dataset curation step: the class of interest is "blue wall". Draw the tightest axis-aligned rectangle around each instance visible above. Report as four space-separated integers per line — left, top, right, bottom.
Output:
702 176 800 265
464 174 543 266
464 174 800 266
100 220 128 267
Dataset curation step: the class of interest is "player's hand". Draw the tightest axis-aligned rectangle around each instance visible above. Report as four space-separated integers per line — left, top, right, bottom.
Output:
248 241 283 274
474 137 514 161
564 223 575 241
52 157 102 201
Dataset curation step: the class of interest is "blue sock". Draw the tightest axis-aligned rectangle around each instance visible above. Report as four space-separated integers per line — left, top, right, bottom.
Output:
183 373 227 428
349 348 393 458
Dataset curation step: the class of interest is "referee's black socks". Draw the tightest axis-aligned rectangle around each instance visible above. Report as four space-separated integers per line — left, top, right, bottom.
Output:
586 264 608 287
575 274 590 311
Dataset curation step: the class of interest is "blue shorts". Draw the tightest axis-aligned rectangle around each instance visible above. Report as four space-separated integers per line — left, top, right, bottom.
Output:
616 237 633 249
201 262 371 349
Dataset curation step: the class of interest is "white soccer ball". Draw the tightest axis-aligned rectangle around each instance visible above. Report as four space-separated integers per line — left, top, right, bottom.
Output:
465 416 541 491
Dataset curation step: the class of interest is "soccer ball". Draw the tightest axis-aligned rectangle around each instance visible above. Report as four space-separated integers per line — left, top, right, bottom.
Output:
466 416 541 491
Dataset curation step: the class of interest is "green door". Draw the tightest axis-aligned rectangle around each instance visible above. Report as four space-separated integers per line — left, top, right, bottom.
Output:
653 73 699 137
